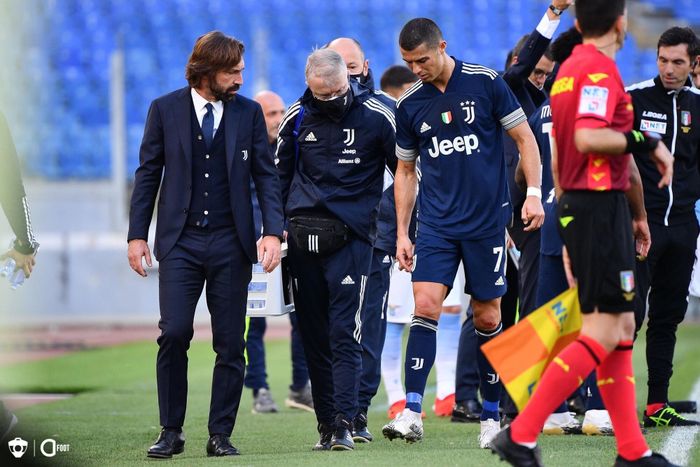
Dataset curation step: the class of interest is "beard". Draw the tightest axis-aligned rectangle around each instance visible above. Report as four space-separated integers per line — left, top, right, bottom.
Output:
210 81 240 102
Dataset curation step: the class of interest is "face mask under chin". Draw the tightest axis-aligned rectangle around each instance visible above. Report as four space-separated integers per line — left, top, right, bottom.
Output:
350 73 367 85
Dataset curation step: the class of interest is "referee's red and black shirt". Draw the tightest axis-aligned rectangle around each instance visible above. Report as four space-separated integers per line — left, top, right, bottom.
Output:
550 43 634 191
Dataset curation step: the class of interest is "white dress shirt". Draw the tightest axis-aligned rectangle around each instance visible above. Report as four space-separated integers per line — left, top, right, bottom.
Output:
536 11 560 39
191 87 224 136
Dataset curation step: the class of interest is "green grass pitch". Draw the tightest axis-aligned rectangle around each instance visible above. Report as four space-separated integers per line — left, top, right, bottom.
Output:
1 324 699 466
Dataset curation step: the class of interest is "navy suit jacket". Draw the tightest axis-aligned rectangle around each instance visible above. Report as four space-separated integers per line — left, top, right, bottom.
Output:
128 86 284 263
501 29 551 244
502 29 551 117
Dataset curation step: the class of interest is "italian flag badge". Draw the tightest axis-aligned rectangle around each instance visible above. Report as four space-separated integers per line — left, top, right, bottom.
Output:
441 111 452 124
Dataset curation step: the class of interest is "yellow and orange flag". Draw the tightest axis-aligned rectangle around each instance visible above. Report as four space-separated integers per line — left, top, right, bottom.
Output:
482 287 582 412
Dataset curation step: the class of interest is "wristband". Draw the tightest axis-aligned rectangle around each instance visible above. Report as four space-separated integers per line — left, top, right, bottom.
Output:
549 4 564 16
526 187 542 199
624 130 659 154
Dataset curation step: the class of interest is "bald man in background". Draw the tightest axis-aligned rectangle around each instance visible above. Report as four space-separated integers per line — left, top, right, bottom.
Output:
255 91 286 152
327 37 396 107
243 91 313 415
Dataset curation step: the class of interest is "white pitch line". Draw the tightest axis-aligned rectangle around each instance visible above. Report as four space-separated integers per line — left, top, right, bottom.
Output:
659 377 700 466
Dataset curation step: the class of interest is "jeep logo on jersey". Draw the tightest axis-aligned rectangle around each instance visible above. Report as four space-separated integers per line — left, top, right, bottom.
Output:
427 135 480 158
342 129 355 146
461 101 476 124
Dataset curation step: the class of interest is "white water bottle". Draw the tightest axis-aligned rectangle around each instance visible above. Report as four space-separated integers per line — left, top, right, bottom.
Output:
9 268 24 290
0 258 16 278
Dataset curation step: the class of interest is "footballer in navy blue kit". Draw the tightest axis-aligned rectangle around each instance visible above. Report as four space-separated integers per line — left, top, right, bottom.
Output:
399 65 519 291
530 102 568 306
382 18 544 448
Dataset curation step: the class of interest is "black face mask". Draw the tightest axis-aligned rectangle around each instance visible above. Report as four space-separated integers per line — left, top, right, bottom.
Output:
350 73 368 85
314 88 352 122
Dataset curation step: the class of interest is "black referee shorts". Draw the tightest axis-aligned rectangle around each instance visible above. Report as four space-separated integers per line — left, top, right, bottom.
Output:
557 190 636 314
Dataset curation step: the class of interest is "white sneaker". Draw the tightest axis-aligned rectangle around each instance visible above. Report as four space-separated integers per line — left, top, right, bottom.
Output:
479 418 501 448
542 411 582 434
582 409 614 435
382 408 424 443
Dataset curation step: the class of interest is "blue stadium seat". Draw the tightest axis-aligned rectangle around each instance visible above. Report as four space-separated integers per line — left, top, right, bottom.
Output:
17 0 681 179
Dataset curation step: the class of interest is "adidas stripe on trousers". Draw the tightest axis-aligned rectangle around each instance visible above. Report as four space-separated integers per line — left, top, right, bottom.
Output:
287 235 373 425
357 247 393 413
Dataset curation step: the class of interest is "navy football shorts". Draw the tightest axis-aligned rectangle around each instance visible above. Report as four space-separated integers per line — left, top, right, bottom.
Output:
412 229 508 301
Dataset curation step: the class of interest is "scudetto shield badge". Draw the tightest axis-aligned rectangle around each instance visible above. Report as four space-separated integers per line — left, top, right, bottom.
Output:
681 110 691 127
620 270 635 292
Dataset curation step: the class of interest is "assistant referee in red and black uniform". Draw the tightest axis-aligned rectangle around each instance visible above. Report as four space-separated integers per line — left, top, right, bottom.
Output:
490 1 677 466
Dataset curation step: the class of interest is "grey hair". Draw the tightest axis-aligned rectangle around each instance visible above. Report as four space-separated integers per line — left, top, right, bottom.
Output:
305 48 348 86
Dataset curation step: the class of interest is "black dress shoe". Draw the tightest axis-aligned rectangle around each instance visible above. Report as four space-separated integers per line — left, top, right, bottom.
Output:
451 399 482 423
147 428 185 459
206 434 239 457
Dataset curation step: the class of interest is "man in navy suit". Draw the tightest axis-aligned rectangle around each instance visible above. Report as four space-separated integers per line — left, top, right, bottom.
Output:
127 31 284 459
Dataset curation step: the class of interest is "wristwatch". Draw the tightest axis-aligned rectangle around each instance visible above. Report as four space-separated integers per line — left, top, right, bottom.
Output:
549 4 564 16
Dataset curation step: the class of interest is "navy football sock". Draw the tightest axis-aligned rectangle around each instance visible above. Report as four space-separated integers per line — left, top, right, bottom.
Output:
476 322 503 420
585 371 605 410
404 316 438 413
553 401 569 413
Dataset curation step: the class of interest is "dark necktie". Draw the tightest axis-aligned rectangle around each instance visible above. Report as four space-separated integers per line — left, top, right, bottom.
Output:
202 103 214 148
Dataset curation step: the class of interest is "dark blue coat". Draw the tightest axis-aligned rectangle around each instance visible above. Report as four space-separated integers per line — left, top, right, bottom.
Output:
128 86 284 262
501 28 552 245
361 68 397 109
359 69 402 253
277 81 397 243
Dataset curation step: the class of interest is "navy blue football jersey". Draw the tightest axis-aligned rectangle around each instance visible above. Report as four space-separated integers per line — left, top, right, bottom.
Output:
529 100 562 256
395 58 526 239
